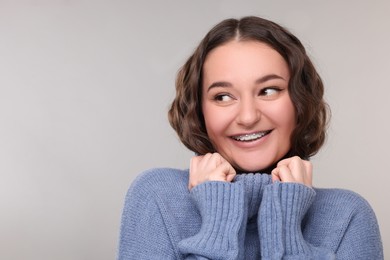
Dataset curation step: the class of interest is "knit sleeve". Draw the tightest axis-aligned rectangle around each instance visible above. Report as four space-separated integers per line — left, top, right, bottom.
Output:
258 182 335 259
117 174 179 260
178 181 247 260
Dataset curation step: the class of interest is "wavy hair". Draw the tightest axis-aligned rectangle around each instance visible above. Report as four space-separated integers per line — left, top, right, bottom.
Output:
168 16 329 159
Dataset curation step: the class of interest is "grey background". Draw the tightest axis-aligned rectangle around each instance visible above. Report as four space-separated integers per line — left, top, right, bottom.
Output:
0 0 389 259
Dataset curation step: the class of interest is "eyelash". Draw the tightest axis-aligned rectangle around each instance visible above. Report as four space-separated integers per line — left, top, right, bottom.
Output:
214 93 233 102
212 87 283 102
259 87 282 96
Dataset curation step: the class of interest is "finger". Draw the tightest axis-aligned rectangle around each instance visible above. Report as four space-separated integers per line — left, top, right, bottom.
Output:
275 164 295 183
217 154 236 182
210 152 223 166
287 158 312 187
271 168 281 182
277 156 303 180
287 157 305 182
276 156 299 167
190 155 202 173
188 153 235 189
197 153 213 170
225 162 236 182
209 160 236 182
189 157 196 189
197 153 222 171
189 155 205 189
302 160 313 187
276 156 313 187
226 172 236 183
303 160 312 175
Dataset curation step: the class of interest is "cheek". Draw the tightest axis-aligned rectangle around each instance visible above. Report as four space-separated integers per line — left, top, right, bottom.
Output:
267 99 296 132
281 102 296 128
203 106 230 141
204 111 223 137
281 101 297 135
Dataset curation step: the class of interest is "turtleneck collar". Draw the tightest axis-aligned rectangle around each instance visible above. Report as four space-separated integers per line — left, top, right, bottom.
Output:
234 173 272 219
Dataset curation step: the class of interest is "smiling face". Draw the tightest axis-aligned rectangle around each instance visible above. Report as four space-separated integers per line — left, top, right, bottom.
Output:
201 40 296 172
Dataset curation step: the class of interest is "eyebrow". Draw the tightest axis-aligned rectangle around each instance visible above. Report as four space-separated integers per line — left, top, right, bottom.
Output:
206 74 286 92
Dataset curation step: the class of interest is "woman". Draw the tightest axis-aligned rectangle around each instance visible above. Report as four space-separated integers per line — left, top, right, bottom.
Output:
118 16 383 259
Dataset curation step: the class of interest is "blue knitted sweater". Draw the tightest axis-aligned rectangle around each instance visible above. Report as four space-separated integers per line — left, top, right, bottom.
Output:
118 168 383 259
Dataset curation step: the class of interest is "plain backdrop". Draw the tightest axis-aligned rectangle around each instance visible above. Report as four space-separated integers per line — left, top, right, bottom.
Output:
0 1 389 259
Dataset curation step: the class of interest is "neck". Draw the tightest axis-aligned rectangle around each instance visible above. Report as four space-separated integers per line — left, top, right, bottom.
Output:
236 151 296 174
236 163 276 175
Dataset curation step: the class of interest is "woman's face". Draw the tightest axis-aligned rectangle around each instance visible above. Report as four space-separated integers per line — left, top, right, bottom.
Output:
201 40 296 172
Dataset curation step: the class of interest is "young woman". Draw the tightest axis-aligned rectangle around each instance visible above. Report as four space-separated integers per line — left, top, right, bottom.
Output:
118 16 383 259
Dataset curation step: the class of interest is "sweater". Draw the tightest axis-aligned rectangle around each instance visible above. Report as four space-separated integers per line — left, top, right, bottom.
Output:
117 168 383 259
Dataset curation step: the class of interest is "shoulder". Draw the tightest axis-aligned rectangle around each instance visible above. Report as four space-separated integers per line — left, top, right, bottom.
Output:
313 188 373 213
304 188 382 257
131 167 189 188
121 168 197 236
119 168 191 259
124 168 190 203
307 187 378 227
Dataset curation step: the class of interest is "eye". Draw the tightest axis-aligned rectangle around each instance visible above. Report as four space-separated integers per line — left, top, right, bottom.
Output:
214 94 233 102
259 87 281 97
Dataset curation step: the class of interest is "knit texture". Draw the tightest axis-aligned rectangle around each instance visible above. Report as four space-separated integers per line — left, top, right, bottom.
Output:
118 168 383 259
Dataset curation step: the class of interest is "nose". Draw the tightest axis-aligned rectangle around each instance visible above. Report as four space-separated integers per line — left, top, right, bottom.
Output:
236 98 261 127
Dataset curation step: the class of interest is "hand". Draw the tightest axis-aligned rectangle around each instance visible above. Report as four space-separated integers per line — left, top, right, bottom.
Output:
271 156 312 187
188 153 236 190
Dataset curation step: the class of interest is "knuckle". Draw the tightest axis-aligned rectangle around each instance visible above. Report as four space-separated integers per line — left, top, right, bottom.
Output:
204 153 212 159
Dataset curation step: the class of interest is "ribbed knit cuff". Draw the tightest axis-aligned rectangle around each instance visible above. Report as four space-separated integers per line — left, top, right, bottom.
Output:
259 182 316 259
178 181 247 259
234 173 272 218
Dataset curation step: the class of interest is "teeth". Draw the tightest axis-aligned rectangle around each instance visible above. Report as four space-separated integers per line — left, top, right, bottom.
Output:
233 131 269 142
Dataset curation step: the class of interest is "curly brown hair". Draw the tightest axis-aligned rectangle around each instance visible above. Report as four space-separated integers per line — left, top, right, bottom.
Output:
168 16 329 159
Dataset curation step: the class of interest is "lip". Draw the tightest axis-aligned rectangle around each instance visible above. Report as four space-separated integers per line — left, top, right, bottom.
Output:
229 130 272 147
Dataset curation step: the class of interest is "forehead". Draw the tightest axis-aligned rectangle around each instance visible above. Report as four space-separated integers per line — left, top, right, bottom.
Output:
202 40 289 82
